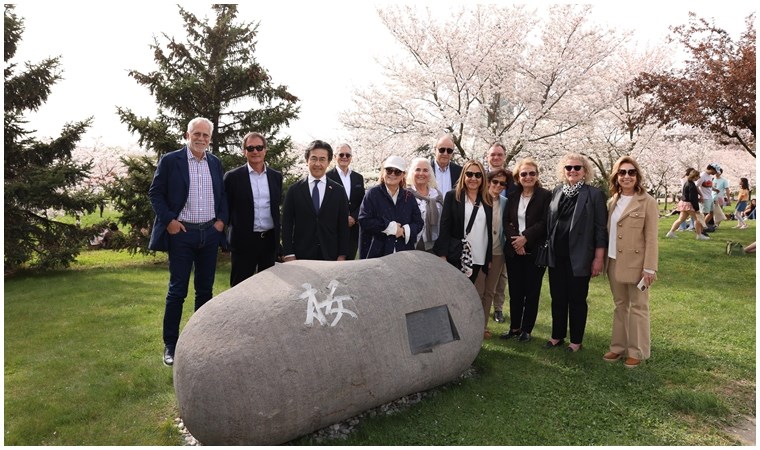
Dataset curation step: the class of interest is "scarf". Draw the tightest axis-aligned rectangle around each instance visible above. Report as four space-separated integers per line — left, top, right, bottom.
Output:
562 180 585 198
411 187 443 243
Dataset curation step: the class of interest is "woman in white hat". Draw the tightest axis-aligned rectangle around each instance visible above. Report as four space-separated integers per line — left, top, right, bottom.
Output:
358 156 424 259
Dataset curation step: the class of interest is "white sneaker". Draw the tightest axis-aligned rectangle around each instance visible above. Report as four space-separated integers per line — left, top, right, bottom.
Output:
696 234 710 240
665 231 677 238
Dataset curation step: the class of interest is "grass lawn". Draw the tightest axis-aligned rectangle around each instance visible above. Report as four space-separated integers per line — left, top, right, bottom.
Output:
4 218 756 445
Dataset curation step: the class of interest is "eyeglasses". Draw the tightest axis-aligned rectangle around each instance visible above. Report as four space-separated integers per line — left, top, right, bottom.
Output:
245 145 265 152
490 179 508 186
437 147 455 154
617 168 638 177
564 165 583 172
465 171 483 179
338 153 352 158
385 167 403 176
520 171 537 178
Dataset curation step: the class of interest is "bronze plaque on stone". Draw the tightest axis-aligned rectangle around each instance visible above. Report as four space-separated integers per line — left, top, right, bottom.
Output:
406 305 460 354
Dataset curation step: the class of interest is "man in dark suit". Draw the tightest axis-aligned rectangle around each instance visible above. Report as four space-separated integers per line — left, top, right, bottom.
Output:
326 143 365 260
223 132 282 287
431 134 463 196
148 117 228 367
282 140 350 261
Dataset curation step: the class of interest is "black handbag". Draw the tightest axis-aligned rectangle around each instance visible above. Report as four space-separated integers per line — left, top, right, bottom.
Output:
534 215 557 268
534 239 552 267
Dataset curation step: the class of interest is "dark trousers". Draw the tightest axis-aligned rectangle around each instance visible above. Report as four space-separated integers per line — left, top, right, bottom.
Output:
505 254 546 333
548 259 590 344
229 230 276 287
347 223 359 260
164 226 221 350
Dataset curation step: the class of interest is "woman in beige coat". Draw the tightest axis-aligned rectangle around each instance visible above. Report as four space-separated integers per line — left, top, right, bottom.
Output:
604 156 659 368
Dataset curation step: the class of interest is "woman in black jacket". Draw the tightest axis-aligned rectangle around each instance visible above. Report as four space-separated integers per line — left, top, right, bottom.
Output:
500 158 552 343
433 160 493 284
543 153 608 352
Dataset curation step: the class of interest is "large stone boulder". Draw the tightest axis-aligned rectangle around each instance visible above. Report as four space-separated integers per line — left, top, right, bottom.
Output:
174 250 483 445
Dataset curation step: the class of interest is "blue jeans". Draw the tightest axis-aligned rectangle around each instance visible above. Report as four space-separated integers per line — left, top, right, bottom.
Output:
163 226 221 349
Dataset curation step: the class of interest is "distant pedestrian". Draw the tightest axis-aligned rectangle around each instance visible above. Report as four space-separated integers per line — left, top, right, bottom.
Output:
666 169 709 240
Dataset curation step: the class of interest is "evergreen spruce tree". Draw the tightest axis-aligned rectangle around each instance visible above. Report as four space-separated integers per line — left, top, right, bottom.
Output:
111 4 299 253
4 5 99 272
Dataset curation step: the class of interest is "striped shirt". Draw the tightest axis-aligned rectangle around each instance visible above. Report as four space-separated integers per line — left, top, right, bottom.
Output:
178 147 216 223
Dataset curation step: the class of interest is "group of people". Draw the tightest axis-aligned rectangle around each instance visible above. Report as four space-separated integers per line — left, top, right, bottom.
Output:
149 117 658 370
666 163 753 239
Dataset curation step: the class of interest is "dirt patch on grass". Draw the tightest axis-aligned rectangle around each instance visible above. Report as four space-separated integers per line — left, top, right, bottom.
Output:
725 415 755 445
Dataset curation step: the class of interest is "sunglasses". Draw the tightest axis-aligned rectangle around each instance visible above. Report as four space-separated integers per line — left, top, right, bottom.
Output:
385 167 403 176
465 171 483 179
490 179 508 186
617 168 638 177
520 171 537 178
564 165 583 172
338 153 352 158
437 147 455 154
245 145 265 152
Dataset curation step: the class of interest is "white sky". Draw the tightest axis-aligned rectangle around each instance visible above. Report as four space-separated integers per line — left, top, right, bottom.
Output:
8 1 755 150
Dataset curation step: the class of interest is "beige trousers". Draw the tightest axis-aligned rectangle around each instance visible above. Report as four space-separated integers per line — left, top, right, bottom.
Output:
475 253 505 330
607 258 651 360
491 264 508 312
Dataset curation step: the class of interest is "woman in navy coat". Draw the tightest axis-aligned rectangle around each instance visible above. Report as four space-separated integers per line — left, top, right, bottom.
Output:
358 156 424 259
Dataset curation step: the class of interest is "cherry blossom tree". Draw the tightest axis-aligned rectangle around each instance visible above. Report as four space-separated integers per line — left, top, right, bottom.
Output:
342 4 631 168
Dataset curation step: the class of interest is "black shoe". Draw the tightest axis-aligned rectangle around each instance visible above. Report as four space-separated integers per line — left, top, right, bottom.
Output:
543 339 565 349
493 310 504 323
518 331 532 342
163 347 175 366
499 329 521 340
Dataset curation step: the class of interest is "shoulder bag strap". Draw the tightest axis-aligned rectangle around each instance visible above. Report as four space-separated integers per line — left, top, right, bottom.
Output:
464 200 480 236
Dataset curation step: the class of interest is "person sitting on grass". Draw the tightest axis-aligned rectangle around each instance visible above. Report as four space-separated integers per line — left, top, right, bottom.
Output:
733 178 750 229
743 199 756 221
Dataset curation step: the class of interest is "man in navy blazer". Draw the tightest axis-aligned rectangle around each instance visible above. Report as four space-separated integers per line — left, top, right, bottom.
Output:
148 117 228 367
282 140 350 261
223 132 282 286
326 143 365 259
431 134 463 196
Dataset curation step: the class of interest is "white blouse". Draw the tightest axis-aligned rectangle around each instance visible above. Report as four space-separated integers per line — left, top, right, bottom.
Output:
608 194 633 259
465 198 488 266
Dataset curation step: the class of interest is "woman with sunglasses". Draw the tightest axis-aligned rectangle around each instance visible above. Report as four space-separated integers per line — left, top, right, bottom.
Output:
473 168 509 339
434 160 493 290
543 154 608 352
500 158 552 342
358 156 424 259
603 156 658 368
